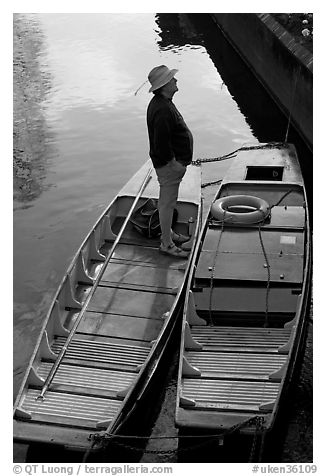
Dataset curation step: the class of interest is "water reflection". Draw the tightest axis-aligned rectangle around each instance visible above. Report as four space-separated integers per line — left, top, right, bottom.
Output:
155 13 312 201
13 13 54 205
155 13 203 50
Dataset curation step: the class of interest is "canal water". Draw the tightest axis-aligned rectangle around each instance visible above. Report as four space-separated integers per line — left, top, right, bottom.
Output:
13 13 312 463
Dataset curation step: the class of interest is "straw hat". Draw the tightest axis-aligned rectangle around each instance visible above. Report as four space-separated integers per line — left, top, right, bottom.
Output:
148 65 178 93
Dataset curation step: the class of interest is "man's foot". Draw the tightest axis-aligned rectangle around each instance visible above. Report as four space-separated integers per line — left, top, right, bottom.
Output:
171 230 189 244
159 243 189 258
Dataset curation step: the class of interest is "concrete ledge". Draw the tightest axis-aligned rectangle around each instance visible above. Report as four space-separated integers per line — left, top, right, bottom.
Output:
210 13 312 150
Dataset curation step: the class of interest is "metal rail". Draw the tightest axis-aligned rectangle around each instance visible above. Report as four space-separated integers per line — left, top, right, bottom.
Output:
37 165 153 401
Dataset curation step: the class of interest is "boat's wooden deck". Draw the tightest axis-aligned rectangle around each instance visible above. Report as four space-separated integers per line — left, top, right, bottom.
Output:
19 225 188 431
179 324 292 425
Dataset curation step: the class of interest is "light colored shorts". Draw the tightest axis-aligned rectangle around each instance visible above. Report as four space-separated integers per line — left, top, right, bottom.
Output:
155 158 186 188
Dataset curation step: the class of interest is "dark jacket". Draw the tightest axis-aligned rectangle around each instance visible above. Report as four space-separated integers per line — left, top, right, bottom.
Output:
147 94 193 168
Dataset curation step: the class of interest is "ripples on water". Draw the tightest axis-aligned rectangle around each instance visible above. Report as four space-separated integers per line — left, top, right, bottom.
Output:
13 13 312 462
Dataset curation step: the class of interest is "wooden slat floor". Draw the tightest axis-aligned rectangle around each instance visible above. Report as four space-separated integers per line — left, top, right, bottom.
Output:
181 325 291 413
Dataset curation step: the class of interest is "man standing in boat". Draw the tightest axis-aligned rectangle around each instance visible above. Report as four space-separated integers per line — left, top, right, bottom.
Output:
147 65 193 258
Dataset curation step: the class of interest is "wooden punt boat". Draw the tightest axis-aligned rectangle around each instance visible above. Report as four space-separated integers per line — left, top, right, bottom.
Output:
175 143 311 451
13 160 201 457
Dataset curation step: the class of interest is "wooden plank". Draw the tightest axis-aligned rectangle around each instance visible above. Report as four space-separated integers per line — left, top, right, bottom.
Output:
191 326 291 353
181 378 279 411
19 412 98 430
111 257 181 270
267 206 305 228
98 281 176 295
77 311 163 342
111 244 186 268
37 362 135 399
111 219 161 248
107 240 187 269
194 286 298 314
74 332 151 348
87 286 175 320
51 336 150 370
195 251 304 284
99 262 182 293
176 407 267 431
101 261 184 289
50 357 139 373
186 351 287 381
223 146 304 183
21 389 122 429
202 228 304 254
14 419 93 448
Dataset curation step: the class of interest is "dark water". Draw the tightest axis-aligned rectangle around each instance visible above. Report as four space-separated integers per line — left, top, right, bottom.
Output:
13 13 312 463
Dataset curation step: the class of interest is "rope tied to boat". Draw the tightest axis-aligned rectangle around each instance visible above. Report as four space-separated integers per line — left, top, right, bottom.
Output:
249 416 267 463
195 142 290 188
193 142 290 167
258 217 272 328
284 68 299 143
201 178 222 189
85 415 266 458
257 188 296 328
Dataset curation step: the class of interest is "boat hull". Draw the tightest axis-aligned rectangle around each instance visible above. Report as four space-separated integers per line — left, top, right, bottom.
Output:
13 161 202 458
175 143 312 458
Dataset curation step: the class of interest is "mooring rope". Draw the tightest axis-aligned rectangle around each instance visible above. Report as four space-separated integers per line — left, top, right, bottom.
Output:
193 142 288 167
258 188 296 328
84 415 265 459
258 220 271 328
284 69 299 143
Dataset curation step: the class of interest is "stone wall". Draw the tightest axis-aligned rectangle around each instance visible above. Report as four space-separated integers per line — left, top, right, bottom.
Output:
210 14 313 150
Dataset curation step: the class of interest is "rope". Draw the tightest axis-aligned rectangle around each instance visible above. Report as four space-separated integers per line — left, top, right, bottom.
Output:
193 153 237 165
284 70 299 142
85 415 265 458
271 189 295 208
193 142 289 166
258 431 267 462
105 436 212 455
257 188 295 328
258 221 271 328
201 179 222 189
249 417 266 462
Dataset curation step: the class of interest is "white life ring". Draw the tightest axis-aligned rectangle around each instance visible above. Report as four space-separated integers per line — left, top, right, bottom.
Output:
211 195 270 225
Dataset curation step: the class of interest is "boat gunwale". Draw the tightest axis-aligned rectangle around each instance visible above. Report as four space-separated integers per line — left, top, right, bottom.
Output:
265 168 312 432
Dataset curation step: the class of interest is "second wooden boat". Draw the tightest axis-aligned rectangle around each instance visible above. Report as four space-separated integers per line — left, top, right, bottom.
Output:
175 143 311 458
13 160 201 460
